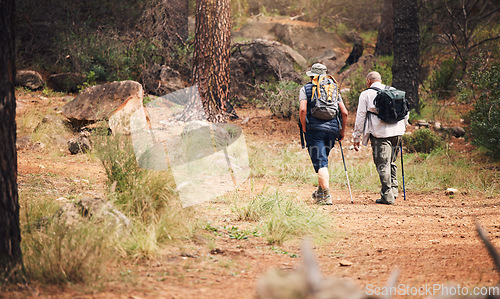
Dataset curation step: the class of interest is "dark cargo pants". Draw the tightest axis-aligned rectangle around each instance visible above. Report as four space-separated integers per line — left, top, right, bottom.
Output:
370 135 402 204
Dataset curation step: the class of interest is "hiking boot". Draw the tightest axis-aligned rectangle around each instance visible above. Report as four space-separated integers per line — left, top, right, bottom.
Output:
312 191 323 200
315 194 333 205
375 198 394 205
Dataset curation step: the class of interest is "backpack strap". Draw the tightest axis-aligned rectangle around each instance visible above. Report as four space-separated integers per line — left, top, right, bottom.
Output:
311 74 327 100
366 87 381 116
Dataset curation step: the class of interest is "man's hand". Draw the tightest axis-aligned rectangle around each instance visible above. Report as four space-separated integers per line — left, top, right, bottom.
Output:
353 141 360 151
338 130 345 141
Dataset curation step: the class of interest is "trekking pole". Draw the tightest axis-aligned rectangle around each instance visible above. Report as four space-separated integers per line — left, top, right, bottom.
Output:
338 140 354 204
298 121 305 149
400 138 407 201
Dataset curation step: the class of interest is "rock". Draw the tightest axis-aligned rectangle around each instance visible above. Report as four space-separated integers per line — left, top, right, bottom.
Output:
141 64 187 96
417 122 431 127
68 131 92 154
451 126 466 138
16 70 44 90
62 80 145 133
230 39 302 101
54 197 132 235
434 122 442 130
445 188 459 195
315 49 337 63
48 73 85 93
339 260 354 267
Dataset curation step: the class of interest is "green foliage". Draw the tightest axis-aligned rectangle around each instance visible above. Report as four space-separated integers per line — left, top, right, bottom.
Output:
403 128 444 154
343 56 393 110
22 220 116 284
429 58 461 99
93 129 193 259
467 62 500 158
232 190 332 245
404 149 499 196
78 71 98 91
260 80 301 119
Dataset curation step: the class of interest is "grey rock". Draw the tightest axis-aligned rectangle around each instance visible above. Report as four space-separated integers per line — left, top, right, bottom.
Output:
142 64 186 96
452 126 466 138
68 131 92 154
54 197 132 235
48 73 85 93
16 70 44 90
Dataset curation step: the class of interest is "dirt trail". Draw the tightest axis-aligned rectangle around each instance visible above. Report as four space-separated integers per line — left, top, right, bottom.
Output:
9 104 500 298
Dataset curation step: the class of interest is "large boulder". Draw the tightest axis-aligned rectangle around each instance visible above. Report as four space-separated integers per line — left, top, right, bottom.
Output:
230 39 302 101
232 16 346 72
16 70 44 90
62 80 146 134
48 73 85 93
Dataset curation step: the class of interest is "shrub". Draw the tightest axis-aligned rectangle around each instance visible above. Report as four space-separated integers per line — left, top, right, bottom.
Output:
403 128 444 153
467 63 500 158
260 80 301 119
429 58 461 99
92 128 194 258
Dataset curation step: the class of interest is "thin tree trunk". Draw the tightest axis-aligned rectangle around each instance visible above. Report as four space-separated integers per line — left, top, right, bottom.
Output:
392 0 420 113
192 0 232 123
0 0 23 282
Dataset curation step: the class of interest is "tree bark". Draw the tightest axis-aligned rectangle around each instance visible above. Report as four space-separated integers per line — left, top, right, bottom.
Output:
392 0 420 113
374 0 393 56
0 0 23 281
192 0 232 123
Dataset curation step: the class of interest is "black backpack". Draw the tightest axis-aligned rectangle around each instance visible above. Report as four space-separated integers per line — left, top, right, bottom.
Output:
369 86 409 124
309 75 340 120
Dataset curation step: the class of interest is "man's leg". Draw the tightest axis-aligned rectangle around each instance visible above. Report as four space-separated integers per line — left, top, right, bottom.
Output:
389 136 401 199
318 167 329 191
370 135 396 204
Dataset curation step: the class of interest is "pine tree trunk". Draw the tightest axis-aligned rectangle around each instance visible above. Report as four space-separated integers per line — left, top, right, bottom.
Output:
192 0 232 123
392 0 420 113
0 0 23 281
374 0 393 56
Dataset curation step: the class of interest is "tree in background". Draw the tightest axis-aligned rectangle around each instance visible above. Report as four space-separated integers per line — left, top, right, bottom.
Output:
437 0 500 76
374 0 393 56
392 0 420 112
192 0 233 122
468 62 500 158
0 0 24 282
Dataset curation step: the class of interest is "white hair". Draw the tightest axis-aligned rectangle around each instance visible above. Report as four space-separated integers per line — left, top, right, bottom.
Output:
366 71 382 82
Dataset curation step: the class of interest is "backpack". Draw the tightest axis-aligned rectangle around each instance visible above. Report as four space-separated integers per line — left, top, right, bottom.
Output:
369 86 409 124
309 75 339 120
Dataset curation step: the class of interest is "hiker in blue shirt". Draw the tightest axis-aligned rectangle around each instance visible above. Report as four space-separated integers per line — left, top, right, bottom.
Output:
299 63 349 205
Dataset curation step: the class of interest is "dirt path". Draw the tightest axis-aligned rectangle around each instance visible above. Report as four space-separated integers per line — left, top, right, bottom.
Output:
9 106 500 299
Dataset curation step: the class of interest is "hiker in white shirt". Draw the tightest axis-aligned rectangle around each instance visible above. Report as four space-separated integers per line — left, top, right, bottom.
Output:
352 71 408 204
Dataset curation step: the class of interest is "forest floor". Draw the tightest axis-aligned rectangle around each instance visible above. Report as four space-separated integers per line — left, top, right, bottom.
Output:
4 93 500 298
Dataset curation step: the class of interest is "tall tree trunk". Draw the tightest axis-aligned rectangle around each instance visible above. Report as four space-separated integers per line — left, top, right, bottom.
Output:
192 0 232 123
392 0 420 113
0 0 23 282
374 0 393 56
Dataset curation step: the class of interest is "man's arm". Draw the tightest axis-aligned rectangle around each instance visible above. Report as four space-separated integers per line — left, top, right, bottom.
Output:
338 101 348 141
299 99 307 132
352 91 368 151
